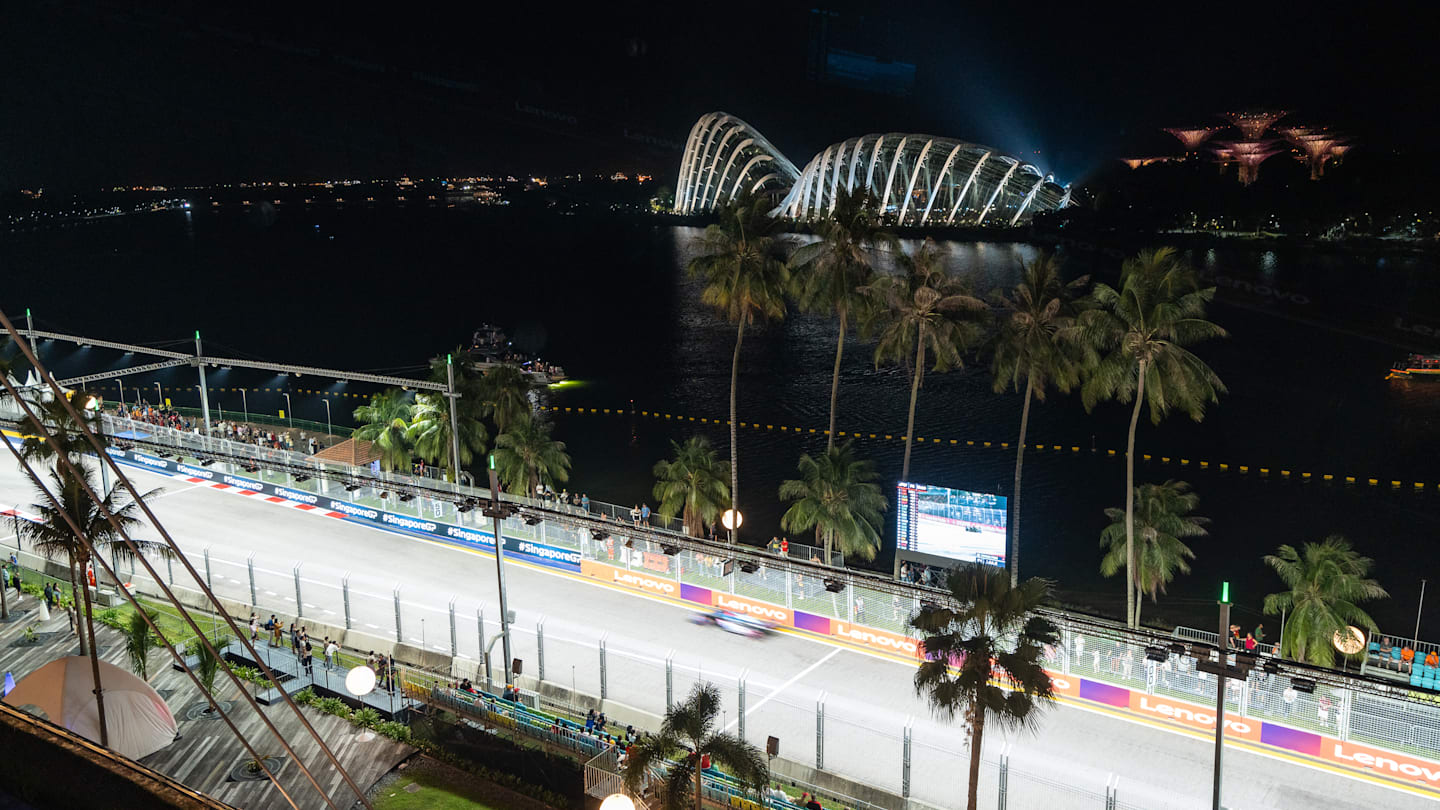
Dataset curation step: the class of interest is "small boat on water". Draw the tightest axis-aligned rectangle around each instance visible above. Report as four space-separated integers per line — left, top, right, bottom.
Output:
1388 354 1440 379
468 324 566 384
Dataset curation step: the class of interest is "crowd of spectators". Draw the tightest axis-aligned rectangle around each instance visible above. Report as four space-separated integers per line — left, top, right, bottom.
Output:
211 419 323 453
899 561 947 588
117 403 195 432
113 403 329 455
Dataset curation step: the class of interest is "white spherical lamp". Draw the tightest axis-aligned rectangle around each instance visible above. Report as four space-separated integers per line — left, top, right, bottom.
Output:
721 509 743 531
346 665 377 697
600 794 636 810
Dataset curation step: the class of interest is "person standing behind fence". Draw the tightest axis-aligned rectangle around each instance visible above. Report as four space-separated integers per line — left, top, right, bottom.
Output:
325 638 338 670
302 640 314 676
249 613 259 642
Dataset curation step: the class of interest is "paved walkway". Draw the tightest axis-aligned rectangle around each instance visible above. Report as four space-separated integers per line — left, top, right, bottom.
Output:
0 592 412 810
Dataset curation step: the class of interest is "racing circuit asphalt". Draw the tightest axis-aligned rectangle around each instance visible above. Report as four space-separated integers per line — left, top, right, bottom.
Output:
0 459 1429 810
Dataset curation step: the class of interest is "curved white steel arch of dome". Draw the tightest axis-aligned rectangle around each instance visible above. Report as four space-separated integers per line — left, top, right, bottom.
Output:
800 154 824 217
711 137 756 210
847 136 868 192
1010 172 1052 226
920 142 970 225
674 115 705 211
864 136 887 196
946 151 992 225
1058 185 1073 208
690 114 736 213
808 146 835 218
730 154 774 199
897 138 937 224
977 158 1022 224
749 172 782 195
788 155 814 217
828 140 851 215
698 125 743 211
877 136 910 214
679 112 723 213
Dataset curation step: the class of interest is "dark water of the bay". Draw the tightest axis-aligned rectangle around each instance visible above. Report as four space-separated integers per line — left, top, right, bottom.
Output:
4 206 1440 633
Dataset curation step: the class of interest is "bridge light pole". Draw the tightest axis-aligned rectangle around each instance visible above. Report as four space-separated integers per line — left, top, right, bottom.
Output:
484 452 515 687
194 330 212 435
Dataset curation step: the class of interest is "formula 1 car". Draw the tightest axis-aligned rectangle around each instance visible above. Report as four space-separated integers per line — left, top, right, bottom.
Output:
690 609 774 639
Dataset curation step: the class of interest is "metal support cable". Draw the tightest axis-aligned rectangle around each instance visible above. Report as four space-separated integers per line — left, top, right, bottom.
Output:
0 435 300 809
0 310 370 810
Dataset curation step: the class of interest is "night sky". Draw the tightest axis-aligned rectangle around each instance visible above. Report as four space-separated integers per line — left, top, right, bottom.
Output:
1 1 1432 192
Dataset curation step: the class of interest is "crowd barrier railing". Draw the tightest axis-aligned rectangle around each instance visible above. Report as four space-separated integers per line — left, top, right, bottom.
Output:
9 415 1440 803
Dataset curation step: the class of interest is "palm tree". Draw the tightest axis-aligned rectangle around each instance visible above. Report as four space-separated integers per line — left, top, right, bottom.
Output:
186 634 229 711
351 388 414 472
789 188 894 450
913 565 1058 810
652 437 731 538
125 608 157 680
1099 480 1207 627
1079 248 1227 628
1262 536 1388 667
991 253 1088 585
864 238 989 481
778 441 887 564
478 364 535 434
623 682 768 810
492 416 571 498
406 392 488 483
19 463 170 746
688 193 789 543
18 393 110 469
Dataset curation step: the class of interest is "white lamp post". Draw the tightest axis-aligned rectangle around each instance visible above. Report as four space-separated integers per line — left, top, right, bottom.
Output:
323 398 332 439
346 665 378 741
282 393 293 430
721 509 743 544
600 794 636 810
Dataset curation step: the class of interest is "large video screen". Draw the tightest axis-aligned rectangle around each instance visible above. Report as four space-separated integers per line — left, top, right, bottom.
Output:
896 482 1007 566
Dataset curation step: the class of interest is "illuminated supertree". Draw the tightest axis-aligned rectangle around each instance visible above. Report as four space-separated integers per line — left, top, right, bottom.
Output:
1290 134 1340 179
1163 127 1221 152
1222 110 1288 139
1217 140 1282 185
1212 146 1234 176
1329 142 1354 164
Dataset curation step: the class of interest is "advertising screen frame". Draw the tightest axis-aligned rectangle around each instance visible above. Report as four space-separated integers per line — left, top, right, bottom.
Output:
893 480 1008 575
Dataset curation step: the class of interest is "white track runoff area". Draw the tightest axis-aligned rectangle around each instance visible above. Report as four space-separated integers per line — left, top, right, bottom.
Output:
0 458 1426 810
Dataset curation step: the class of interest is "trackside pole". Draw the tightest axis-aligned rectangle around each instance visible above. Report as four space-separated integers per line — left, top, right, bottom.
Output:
816 691 826 770
195 332 212 435
342 573 352 630
449 597 458 657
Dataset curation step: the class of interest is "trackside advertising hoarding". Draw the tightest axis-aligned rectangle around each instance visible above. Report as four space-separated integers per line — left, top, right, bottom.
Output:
110 449 580 574
112 449 1440 790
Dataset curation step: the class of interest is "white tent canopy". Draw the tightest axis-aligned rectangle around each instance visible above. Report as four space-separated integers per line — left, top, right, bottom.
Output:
2 656 178 760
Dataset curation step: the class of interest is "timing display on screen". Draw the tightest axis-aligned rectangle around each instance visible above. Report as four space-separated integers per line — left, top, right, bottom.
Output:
896 482 1007 566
